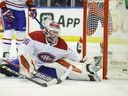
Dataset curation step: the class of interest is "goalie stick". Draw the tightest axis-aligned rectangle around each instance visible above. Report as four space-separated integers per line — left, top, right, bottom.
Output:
0 59 62 86
0 58 72 86
34 17 44 29
27 65 72 86
0 64 49 87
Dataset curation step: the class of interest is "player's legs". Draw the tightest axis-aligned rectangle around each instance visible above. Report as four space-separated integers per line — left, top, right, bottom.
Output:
2 29 14 59
1 29 14 59
15 31 26 49
1 9 15 59
14 10 26 51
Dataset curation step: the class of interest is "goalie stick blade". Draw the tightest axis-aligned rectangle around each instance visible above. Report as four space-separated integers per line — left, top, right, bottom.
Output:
45 78 62 86
25 76 48 87
32 70 62 85
32 70 54 82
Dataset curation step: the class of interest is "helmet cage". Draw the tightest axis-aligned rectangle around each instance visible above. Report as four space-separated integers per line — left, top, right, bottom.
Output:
44 21 60 45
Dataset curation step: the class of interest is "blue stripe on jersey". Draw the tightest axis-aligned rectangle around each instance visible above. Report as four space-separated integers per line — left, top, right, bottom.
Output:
3 42 11 45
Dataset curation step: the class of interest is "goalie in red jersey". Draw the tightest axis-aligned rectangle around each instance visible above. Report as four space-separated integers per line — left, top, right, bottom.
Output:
0 20 100 82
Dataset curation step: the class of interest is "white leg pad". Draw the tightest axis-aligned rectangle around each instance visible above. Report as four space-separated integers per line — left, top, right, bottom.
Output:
18 53 37 77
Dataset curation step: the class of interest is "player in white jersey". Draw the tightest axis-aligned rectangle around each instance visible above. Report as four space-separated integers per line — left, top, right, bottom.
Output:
0 20 100 81
0 0 37 59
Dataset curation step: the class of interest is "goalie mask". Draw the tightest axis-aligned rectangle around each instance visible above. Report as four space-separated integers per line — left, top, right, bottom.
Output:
44 20 60 46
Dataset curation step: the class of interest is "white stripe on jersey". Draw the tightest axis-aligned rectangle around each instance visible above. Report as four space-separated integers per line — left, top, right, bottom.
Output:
6 0 27 11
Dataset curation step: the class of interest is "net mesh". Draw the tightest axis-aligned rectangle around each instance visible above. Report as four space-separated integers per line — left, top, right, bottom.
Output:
85 0 128 79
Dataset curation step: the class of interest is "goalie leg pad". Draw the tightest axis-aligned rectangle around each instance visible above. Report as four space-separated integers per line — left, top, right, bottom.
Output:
57 59 100 81
37 65 57 78
45 60 90 81
83 63 101 81
18 53 37 77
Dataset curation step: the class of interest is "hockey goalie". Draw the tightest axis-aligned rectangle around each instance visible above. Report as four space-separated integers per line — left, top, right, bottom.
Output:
0 20 100 82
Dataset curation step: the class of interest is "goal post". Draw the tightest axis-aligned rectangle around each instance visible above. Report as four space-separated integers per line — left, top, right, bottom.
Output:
83 0 128 80
82 0 87 58
83 0 109 79
103 0 109 79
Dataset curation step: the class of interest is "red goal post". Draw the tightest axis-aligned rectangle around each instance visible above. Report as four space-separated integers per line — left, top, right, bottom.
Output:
83 0 109 79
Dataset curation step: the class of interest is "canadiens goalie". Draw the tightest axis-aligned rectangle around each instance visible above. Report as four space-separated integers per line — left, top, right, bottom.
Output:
0 20 100 82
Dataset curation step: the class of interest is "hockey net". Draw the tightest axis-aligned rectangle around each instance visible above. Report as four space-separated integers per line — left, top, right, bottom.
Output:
83 0 128 79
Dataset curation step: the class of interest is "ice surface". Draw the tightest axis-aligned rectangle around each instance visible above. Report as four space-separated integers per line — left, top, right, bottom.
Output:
0 78 128 96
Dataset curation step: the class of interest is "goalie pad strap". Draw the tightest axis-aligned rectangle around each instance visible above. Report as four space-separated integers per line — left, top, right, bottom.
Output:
18 53 36 77
20 55 30 73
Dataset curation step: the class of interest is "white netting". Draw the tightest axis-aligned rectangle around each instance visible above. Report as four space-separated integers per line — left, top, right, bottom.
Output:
86 0 128 79
107 0 128 79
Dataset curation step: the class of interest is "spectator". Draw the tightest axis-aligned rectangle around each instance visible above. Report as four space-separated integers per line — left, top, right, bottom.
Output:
75 0 83 7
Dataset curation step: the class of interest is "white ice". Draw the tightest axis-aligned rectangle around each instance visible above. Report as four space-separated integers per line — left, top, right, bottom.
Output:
0 78 128 96
0 41 128 96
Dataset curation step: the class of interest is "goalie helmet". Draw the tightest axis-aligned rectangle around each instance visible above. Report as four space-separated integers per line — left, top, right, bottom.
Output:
44 20 60 46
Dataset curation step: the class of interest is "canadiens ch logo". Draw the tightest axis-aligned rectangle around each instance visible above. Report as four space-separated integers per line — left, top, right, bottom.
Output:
37 52 55 63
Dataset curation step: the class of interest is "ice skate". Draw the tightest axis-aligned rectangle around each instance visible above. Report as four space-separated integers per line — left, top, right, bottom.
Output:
2 52 10 60
1 52 11 65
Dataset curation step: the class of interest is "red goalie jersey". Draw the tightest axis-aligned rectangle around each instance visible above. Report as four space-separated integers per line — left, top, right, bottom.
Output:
18 30 81 67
